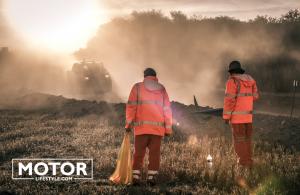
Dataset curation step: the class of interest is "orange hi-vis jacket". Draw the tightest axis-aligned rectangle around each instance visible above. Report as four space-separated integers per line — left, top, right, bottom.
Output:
125 76 172 136
223 74 259 124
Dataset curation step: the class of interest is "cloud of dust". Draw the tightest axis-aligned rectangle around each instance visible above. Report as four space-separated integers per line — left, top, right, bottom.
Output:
0 48 67 98
75 11 286 106
1 5 299 108
0 0 98 105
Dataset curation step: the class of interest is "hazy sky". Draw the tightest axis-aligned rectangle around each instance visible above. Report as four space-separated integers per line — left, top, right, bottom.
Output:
2 0 104 53
1 0 299 53
101 0 300 20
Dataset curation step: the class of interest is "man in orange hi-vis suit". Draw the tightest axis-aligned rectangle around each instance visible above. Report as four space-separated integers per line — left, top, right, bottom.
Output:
125 68 172 186
223 61 259 167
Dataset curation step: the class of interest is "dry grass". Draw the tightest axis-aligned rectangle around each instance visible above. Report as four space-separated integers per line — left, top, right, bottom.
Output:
0 111 299 195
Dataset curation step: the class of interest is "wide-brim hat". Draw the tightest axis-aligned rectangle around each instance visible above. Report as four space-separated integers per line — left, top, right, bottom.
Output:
228 60 245 73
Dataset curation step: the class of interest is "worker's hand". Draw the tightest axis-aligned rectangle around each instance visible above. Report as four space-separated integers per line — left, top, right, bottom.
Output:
165 133 171 137
224 119 230 124
125 127 131 132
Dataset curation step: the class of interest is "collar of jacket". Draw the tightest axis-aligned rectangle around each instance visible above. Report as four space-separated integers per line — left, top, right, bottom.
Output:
231 74 254 82
144 76 158 82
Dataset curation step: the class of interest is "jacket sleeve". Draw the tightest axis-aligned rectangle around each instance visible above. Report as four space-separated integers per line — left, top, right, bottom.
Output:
163 89 172 134
253 81 259 101
223 79 237 120
125 84 138 129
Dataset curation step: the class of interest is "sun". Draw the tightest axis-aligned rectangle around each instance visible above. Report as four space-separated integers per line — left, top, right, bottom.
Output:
3 0 107 53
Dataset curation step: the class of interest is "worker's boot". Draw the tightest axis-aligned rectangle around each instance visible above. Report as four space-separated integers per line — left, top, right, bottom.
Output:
132 170 141 186
147 170 158 186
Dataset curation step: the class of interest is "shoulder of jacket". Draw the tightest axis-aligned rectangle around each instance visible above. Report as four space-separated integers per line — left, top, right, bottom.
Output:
227 78 236 83
159 82 165 88
133 82 142 87
158 83 166 91
249 75 257 83
227 78 239 88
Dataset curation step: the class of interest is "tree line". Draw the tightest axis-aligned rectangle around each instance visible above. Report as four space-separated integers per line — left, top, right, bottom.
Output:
76 9 300 93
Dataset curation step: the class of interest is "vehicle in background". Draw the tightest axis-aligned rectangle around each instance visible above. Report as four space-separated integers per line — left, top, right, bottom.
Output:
67 60 112 99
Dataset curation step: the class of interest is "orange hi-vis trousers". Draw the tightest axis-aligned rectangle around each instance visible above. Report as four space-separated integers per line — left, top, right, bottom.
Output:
132 134 162 177
231 123 253 167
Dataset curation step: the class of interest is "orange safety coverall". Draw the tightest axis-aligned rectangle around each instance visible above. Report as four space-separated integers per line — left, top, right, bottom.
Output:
125 76 172 179
223 74 259 166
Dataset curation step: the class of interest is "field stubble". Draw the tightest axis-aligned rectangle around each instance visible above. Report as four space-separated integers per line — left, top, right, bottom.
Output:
0 110 299 194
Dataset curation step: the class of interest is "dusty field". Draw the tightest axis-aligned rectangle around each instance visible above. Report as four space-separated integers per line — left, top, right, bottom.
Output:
0 94 299 194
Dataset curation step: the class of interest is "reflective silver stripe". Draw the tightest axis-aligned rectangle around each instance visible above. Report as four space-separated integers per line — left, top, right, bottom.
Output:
127 101 138 105
127 100 163 106
237 93 254 97
223 111 252 115
163 106 171 111
134 121 165 127
143 100 163 106
148 170 158 175
148 175 153 180
223 111 232 115
133 170 141 174
126 120 133 125
165 125 172 129
253 93 259 97
225 93 237 98
133 175 140 179
225 93 254 98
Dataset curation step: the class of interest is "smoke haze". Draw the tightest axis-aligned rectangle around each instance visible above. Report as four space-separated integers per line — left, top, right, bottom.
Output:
0 0 75 104
101 0 300 21
0 0 299 108
0 1 19 46
75 10 300 105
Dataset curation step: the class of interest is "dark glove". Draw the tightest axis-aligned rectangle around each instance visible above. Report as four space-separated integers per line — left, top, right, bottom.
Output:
224 119 230 124
125 127 131 132
165 133 171 137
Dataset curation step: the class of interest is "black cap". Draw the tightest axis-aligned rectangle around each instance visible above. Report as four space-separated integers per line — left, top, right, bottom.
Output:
228 61 245 74
144 68 156 77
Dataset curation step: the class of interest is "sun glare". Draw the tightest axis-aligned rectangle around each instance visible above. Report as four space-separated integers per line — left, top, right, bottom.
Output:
3 0 107 53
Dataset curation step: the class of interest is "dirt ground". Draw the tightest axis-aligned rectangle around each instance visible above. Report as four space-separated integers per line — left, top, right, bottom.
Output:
0 93 299 194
